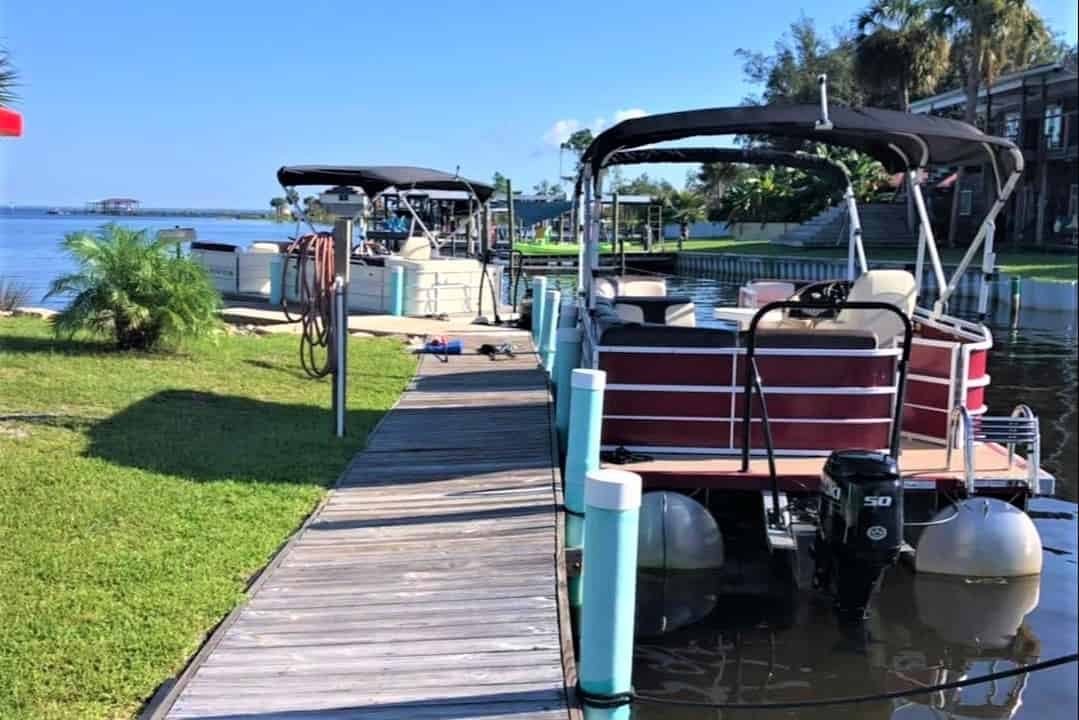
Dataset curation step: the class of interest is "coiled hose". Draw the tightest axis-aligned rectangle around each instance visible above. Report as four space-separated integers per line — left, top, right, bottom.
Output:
280 232 337 378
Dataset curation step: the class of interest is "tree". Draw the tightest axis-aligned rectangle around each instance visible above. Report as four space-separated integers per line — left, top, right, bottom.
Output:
664 191 708 248
924 0 1057 245
855 0 950 110
492 172 510 195
692 162 749 219
0 48 17 106
45 225 220 350
532 180 565 199
737 16 865 107
560 129 595 174
613 173 674 198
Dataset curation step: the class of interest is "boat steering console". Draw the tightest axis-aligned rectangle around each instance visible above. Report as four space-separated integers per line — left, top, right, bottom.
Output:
787 279 851 319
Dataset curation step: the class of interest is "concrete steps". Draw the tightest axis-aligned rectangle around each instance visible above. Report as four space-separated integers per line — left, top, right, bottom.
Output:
773 203 916 247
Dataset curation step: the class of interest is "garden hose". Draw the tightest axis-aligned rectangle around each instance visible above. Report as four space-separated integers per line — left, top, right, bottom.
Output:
280 232 337 379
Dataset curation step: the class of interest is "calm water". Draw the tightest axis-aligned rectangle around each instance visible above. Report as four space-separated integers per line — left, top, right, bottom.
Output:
4 212 1076 718
0 208 309 308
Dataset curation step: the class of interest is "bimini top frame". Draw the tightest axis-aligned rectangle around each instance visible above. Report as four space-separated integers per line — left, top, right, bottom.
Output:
573 89 1025 316
277 165 494 250
604 147 870 279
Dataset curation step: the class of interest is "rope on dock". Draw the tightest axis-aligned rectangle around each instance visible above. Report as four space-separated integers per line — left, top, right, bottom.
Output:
626 652 1078 710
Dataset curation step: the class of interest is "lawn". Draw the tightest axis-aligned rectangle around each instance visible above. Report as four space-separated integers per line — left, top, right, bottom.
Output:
0 317 416 719
513 237 733 255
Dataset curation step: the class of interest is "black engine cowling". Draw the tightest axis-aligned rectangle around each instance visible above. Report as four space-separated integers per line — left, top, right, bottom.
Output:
814 450 903 620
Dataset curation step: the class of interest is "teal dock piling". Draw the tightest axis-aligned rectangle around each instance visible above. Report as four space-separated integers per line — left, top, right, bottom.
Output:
580 468 642 720
532 276 548 344
564 368 606 610
389 266 405 317
554 326 583 451
540 289 560 374
269 255 283 306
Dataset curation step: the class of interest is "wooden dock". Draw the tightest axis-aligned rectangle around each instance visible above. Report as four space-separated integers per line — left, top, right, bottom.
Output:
152 337 580 719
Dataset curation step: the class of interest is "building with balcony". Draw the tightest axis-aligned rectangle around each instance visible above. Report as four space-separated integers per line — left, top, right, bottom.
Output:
912 52 1077 247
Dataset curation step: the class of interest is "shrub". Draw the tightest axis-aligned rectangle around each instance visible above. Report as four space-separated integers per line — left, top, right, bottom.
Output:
45 224 221 350
0 276 32 311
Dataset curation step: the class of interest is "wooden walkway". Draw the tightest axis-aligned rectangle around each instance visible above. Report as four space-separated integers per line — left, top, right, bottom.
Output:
155 338 579 719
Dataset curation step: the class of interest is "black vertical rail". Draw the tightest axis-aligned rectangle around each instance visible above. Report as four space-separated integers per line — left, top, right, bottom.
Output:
740 301 914 524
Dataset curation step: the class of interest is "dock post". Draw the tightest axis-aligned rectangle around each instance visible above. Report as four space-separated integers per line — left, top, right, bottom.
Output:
580 468 641 720
565 369 606 610
540 289 560 374
554 326 583 451
531 276 548 344
389 265 405 317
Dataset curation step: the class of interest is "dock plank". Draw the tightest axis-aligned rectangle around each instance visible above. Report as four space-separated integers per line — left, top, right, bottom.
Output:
156 339 578 719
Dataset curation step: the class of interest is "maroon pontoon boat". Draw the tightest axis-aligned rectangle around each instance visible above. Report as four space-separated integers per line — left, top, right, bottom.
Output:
568 83 1053 618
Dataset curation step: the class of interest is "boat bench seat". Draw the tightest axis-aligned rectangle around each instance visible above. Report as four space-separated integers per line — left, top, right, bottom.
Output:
613 295 696 327
594 303 877 350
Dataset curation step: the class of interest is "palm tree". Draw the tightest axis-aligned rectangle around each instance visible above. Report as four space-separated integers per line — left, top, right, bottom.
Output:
0 48 18 106
664 191 708 249
925 0 1053 245
855 0 949 111
46 225 220 350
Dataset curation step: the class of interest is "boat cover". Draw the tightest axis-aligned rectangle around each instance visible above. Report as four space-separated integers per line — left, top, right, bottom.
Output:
277 165 494 202
580 105 1020 178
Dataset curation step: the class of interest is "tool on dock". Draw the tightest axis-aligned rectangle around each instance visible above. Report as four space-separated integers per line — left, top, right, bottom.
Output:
478 342 515 360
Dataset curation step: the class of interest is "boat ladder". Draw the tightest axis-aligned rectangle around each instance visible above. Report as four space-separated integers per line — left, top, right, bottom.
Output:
946 404 1052 497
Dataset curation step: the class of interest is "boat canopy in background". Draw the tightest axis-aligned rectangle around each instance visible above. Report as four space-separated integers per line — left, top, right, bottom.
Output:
277 165 495 202
580 105 1021 182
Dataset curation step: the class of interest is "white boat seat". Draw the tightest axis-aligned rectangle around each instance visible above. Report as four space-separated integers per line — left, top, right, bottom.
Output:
739 280 796 308
614 296 696 327
399 236 432 260
815 270 917 346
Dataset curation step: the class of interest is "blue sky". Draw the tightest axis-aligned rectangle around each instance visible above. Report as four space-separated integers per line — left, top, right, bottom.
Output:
1 0 1076 209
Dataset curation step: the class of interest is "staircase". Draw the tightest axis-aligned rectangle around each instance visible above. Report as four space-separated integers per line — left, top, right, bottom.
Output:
773 202 917 247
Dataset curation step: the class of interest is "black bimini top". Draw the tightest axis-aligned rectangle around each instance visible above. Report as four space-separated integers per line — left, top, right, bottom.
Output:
581 105 1021 182
276 165 495 202
607 148 851 188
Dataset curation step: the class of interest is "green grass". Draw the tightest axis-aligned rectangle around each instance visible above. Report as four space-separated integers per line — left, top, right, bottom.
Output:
0 318 416 719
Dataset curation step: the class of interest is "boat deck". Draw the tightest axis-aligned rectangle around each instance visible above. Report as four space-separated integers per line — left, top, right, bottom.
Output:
152 337 579 719
613 438 1051 493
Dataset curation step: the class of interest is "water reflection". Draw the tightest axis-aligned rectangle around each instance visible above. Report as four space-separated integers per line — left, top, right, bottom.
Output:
634 567 1049 719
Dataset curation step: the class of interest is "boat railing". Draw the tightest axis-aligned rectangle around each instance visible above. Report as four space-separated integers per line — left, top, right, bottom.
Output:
947 403 1042 495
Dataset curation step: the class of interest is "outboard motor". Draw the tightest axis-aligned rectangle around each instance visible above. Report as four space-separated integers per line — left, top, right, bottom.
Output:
814 450 903 621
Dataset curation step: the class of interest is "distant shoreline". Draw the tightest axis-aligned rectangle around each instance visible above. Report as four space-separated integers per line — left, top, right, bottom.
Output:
4 206 274 221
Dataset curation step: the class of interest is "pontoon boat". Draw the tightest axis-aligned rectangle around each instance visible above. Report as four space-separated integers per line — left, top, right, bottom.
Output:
569 86 1054 620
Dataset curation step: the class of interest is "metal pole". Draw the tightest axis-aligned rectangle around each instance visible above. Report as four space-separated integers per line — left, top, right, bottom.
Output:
911 174 927 295
978 220 995 318
910 183 948 312
332 219 352 438
613 192 625 276
506 179 516 253
333 277 346 438
580 468 641 720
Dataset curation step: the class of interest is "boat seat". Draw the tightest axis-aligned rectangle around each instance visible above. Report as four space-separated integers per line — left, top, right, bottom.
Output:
595 277 618 300
815 270 916 346
739 280 796 308
614 295 696 327
399 236 432 260
753 327 877 350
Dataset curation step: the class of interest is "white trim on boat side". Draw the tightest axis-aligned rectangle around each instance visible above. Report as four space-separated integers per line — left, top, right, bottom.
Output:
605 414 893 424
599 445 888 457
597 345 903 358
606 383 898 395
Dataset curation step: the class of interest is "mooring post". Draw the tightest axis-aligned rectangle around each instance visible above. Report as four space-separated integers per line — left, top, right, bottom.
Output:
554 326 583 450
580 468 641 720
540 289 561 374
531 275 548 345
565 369 606 610
389 265 405 316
